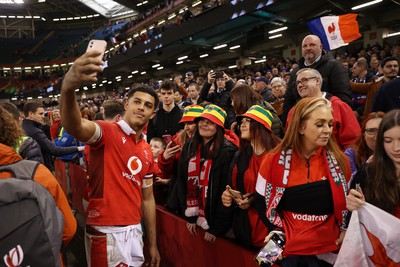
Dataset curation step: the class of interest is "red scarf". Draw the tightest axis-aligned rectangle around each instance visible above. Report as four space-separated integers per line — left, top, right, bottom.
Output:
264 148 348 231
185 143 214 230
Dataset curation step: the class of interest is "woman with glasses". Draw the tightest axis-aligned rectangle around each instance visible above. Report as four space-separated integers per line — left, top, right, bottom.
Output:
270 77 287 117
221 105 280 248
344 112 385 177
177 104 237 242
271 77 287 101
347 109 400 219
255 97 350 266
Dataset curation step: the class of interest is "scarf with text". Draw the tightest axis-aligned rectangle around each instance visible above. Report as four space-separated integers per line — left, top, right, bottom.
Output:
185 143 214 230
264 148 348 231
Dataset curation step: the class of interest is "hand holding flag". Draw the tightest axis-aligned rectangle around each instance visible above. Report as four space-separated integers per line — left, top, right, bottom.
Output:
334 202 400 266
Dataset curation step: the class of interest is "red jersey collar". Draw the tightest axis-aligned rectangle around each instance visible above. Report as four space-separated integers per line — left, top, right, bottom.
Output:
117 120 147 141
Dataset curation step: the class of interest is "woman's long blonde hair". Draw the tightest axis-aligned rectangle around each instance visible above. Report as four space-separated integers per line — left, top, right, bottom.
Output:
50 109 60 125
274 97 348 174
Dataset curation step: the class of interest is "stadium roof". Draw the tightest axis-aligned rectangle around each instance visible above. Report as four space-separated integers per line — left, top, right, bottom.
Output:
76 0 137 18
0 0 140 21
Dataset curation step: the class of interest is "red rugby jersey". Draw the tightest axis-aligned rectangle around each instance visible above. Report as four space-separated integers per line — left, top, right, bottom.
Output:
86 120 154 226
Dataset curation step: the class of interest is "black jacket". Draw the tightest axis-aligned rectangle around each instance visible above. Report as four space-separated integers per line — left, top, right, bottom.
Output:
225 147 254 248
177 138 237 236
282 50 352 123
147 104 183 141
372 77 400 113
200 80 235 128
260 100 284 138
18 136 44 164
259 87 274 103
22 119 79 171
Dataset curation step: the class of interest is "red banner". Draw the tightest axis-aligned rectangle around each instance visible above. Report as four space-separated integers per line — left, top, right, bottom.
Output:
54 158 68 196
156 206 258 267
68 163 88 215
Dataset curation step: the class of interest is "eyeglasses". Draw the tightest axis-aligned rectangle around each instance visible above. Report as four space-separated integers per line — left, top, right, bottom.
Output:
271 84 283 89
365 127 378 135
296 76 317 86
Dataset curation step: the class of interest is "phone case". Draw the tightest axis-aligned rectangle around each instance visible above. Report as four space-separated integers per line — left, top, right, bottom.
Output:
255 233 285 266
86 40 107 61
162 135 173 144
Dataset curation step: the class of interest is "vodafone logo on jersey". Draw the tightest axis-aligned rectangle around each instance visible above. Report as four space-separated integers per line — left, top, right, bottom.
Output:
291 213 328 222
127 156 142 175
122 156 142 186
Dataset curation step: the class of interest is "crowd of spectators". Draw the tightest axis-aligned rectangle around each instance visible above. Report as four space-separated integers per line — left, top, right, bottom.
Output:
2 0 400 265
3 31 400 265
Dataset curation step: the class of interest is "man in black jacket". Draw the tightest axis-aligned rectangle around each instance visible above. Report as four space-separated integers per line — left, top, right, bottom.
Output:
147 81 183 141
282 34 352 124
372 77 400 113
22 102 84 171
255 76 274 103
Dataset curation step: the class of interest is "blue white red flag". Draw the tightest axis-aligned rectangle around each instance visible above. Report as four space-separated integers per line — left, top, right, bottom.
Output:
307 14 361 50
111 36 118 44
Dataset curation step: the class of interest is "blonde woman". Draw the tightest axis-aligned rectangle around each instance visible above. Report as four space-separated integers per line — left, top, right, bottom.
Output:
255 97 350 266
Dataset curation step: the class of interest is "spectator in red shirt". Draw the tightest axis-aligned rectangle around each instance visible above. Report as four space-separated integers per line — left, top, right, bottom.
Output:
50 109 61 140
286 68 360 150
255 97 350 265
221 105 280 248
158 104 204 212
150 137 168 204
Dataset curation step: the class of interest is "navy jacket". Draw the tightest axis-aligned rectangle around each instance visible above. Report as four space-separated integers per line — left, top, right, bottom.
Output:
22 119 79 171
372 77 400 113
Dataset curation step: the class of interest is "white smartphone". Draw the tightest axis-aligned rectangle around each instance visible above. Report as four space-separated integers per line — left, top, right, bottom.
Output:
86 39 107 61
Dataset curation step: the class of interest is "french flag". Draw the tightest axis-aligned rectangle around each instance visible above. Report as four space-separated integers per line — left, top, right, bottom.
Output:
307 14 361 50
111 36 118 44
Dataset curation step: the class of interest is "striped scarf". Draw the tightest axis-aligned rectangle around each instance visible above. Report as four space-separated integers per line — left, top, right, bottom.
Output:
185 143 214 230
264 148 348 231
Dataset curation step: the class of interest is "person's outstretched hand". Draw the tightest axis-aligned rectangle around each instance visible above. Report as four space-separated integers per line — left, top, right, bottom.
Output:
63 50 104 91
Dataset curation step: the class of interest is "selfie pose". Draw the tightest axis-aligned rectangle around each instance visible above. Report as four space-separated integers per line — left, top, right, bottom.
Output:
60 49 160 267
177 104 237 242
221 105 280 248
347 109 400 219
255 97 350 266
